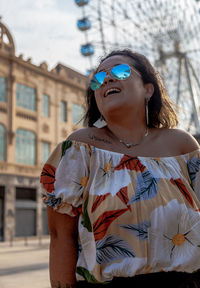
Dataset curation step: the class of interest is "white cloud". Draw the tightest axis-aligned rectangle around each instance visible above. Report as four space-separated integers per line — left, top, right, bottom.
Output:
35 0 55 9
1 0 89 74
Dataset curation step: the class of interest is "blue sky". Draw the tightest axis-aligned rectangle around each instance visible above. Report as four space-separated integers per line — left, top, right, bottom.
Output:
1 0 89 74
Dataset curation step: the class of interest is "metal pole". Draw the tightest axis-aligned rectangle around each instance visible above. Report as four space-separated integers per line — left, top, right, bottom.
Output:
187 59 200 93
98 0 106 54
187 113 194 132
176 56 183 105
186 60 200 132
111 0 118 48
184 54 200 133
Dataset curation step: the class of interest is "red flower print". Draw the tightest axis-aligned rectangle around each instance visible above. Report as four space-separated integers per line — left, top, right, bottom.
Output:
170 178 194 208
40 164 56 193
93 208 129 241
114 155 146 172
116 187 132 211
91 193 110 213
71 205 82 216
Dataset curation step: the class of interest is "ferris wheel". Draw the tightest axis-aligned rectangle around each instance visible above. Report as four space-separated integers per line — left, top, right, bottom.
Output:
74 0 200 135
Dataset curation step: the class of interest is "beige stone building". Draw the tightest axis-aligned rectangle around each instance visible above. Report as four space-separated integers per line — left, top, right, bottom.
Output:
0 20 88 241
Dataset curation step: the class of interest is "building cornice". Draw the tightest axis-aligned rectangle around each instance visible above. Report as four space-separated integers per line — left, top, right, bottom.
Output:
0 50 88 92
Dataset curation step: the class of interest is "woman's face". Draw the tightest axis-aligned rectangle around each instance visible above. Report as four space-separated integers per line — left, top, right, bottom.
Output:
94 55 153 120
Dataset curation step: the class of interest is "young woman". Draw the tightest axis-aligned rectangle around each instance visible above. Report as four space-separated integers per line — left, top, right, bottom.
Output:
40 50 200 288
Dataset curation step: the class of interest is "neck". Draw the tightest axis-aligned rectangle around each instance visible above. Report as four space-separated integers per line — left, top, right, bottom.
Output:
106 120 148 145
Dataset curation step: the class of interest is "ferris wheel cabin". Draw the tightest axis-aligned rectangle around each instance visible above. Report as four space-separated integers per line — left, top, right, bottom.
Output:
77 18 91 31
75 0 89 7
81 44 94 56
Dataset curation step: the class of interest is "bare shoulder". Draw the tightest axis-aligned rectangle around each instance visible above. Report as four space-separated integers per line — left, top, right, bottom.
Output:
67 127 110 146
159 128 199 154
67 127 92 142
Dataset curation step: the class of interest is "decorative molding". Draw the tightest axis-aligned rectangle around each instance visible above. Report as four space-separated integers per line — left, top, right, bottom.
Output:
0 162 40 176
42 123 49 133
0 20 15 55
16 111 37 121
39 62 48 71
0 105 7 113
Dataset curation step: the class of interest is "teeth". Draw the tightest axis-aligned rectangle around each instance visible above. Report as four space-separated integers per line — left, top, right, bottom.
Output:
105 88 121 97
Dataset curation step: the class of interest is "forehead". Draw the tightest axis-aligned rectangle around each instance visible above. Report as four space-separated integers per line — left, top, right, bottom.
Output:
97 55 133 71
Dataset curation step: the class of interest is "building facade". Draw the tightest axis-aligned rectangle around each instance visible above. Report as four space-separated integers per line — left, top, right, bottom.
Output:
0 20 88 241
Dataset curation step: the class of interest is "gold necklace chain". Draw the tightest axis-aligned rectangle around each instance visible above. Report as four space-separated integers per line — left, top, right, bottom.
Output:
108 127 149 148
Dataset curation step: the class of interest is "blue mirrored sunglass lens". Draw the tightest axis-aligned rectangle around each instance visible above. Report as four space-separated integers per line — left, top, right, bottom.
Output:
111 64 131 80
90 71 106 90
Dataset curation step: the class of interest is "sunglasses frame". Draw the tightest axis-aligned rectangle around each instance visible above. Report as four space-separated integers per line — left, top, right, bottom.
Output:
90 63 141 91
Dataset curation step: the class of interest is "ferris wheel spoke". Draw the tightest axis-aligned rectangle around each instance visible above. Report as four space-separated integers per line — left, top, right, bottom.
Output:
75 0 200 134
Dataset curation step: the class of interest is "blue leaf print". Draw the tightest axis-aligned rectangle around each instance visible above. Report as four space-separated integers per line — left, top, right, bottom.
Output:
92 146 96 155
187 157 200 184
96 235 135 264
78 242 82 258
45 192 62 208
128 170 158 205
120 220 151 240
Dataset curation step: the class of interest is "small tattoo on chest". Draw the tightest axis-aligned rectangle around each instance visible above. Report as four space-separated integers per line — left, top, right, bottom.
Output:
88 134 112 144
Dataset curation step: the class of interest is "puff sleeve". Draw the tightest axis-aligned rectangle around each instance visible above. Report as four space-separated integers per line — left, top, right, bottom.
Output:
40 140 90 217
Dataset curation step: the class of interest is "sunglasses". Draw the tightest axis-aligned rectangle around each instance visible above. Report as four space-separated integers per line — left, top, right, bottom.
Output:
90 64 141 91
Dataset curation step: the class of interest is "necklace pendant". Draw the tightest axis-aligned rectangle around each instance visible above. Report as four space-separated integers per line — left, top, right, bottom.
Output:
119 139 133 148
126 143 132 148
118 128 149 148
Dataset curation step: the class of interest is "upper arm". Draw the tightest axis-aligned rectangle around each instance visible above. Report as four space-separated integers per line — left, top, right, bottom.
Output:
47 206 79 239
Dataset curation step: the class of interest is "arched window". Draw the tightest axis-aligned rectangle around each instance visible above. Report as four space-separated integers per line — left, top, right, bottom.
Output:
15 129 36 165
0 124 5 161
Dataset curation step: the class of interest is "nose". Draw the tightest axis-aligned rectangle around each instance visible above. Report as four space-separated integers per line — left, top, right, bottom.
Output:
102 72 116 86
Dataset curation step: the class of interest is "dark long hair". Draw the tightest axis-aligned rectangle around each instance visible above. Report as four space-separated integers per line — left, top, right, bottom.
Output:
84 49 178 128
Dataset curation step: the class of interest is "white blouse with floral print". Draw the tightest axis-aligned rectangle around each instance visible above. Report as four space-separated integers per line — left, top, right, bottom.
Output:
40 140 200 284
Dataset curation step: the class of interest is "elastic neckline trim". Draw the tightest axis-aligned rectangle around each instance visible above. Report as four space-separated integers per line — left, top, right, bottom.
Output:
67 139 200 160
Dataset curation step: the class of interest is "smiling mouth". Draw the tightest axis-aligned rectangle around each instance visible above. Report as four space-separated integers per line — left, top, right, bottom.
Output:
104 88 121 97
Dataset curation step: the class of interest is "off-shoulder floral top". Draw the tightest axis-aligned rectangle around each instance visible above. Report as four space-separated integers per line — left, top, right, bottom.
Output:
40 140 200 284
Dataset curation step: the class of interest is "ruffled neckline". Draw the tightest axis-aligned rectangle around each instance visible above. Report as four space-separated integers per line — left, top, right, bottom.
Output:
67 139 200 160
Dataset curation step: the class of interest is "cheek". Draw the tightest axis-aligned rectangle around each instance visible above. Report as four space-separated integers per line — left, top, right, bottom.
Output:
128 81 145 99
94 92 102 108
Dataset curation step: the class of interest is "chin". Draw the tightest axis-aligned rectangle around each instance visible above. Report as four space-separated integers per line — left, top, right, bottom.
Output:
103 103 128 118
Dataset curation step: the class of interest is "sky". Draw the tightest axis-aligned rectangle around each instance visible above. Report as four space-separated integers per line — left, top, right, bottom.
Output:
2 0 200 76
1 0 89 74
1 0 200 133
